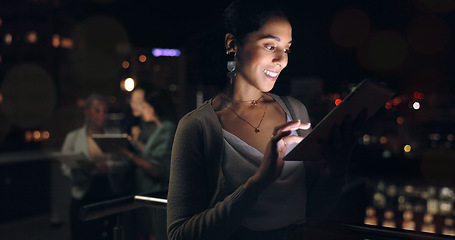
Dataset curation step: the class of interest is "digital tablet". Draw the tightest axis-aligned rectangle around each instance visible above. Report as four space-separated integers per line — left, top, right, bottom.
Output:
92 133 136 153
283 79 395 161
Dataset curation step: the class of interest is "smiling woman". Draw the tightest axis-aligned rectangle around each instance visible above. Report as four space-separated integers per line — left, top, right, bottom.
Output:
166 0 360 239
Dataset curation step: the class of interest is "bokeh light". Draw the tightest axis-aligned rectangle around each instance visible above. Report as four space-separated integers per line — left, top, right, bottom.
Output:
123 78 135 92
69 15 131 96
335 99 342 106
404 145 412 152
357 31 408 71
52 34 60 48
330 7 370 48
26 31 38 43
139 54 147 62
4 33 12 45
1 64 56 128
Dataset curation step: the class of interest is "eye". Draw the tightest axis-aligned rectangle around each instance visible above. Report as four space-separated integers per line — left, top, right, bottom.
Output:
284 49 291 55
265 45 276 51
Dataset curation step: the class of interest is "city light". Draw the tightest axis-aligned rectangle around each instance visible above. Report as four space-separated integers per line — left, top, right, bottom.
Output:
413 91 424 100
52 34 60 48
413 102 421 110
4 33 12 45
404 145 412 152
385 101 393 109
335 98 342 106
122 60 130 69
26 31 38 43
60 37 74 49
139 55 147 62
122 77 135 92
152 48 181 57
24 130 50 142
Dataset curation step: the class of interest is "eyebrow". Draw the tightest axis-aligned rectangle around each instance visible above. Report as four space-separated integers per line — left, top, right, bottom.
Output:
258 35 292 44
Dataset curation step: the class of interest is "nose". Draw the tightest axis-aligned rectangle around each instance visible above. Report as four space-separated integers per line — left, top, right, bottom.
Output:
273 50 288 68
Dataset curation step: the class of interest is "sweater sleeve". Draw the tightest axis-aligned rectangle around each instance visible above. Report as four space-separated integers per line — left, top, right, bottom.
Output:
167 113 261 240
142 122 176 182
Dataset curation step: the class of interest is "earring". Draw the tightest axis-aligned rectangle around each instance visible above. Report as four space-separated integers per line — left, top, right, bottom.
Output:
226 52 236 84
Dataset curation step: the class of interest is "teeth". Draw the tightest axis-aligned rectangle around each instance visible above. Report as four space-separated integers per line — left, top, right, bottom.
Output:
263 69 278 77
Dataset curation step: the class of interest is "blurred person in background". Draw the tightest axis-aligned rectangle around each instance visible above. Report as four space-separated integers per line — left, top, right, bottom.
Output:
61 94 131 240
119 87 177 240
125 82 158 152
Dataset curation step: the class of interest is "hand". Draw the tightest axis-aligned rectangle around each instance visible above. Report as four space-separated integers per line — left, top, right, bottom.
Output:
245 120 311 191
322 110 367 177
131 126 141 141
94 159 109 173
115 146 131 157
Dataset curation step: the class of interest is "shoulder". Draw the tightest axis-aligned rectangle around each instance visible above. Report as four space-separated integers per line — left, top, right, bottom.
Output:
177 100 218 131
272 94 305 109
270 93 308 113
64 126 85 139
157 121 177 134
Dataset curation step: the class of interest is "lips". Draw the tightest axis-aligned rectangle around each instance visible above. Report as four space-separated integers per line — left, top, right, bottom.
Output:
263 69 279 78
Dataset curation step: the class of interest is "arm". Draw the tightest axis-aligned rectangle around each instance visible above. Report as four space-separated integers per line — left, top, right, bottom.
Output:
61 130 93 190
167 116 261 240
127 122 175 180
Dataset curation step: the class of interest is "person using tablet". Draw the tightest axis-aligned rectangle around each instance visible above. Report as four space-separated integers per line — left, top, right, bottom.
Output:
166 1 363 239
61 94 130 240
125 82 159 152
119 87 177 240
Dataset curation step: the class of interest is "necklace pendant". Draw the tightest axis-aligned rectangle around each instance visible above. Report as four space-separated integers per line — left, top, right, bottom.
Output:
251 100 258 106
255 128 260 134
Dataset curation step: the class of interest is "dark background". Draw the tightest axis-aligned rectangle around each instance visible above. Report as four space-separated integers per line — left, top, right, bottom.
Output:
0 0 455 232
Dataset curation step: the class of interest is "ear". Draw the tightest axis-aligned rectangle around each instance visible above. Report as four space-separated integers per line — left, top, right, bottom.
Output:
225 33 237 53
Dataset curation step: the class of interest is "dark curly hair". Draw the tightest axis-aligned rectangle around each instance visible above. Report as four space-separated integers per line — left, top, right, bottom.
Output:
223 0 289 45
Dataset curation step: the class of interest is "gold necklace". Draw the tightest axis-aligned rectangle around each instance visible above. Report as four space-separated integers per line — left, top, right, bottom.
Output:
225 102 267 134
220 93 264 106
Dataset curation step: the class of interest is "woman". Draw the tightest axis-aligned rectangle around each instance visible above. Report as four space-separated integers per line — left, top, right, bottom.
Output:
167 1 359 239
125 82 158 152
121 88 177 240
61 94 129 240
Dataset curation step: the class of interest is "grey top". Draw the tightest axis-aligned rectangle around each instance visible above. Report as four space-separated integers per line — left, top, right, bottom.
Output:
167 94 346 240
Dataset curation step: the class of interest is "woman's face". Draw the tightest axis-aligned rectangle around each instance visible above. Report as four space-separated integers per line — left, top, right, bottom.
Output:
130 89 145 117
86 99 108 127
141 102 157 122
234 17 292 92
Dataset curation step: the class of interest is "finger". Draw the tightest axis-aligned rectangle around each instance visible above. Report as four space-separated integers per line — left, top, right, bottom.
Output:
283 135 304 145
299 122 311 130
275 120 301 132
271 121 299 140
271 130 291 144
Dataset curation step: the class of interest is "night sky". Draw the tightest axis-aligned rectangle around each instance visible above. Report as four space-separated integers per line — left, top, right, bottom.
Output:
71 0 455 96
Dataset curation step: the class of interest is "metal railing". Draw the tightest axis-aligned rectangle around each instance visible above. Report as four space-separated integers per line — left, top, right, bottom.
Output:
80 191 167 240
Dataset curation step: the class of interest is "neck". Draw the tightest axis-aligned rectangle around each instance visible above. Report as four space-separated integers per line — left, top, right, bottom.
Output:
222 85 263 103
87 125 103 136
